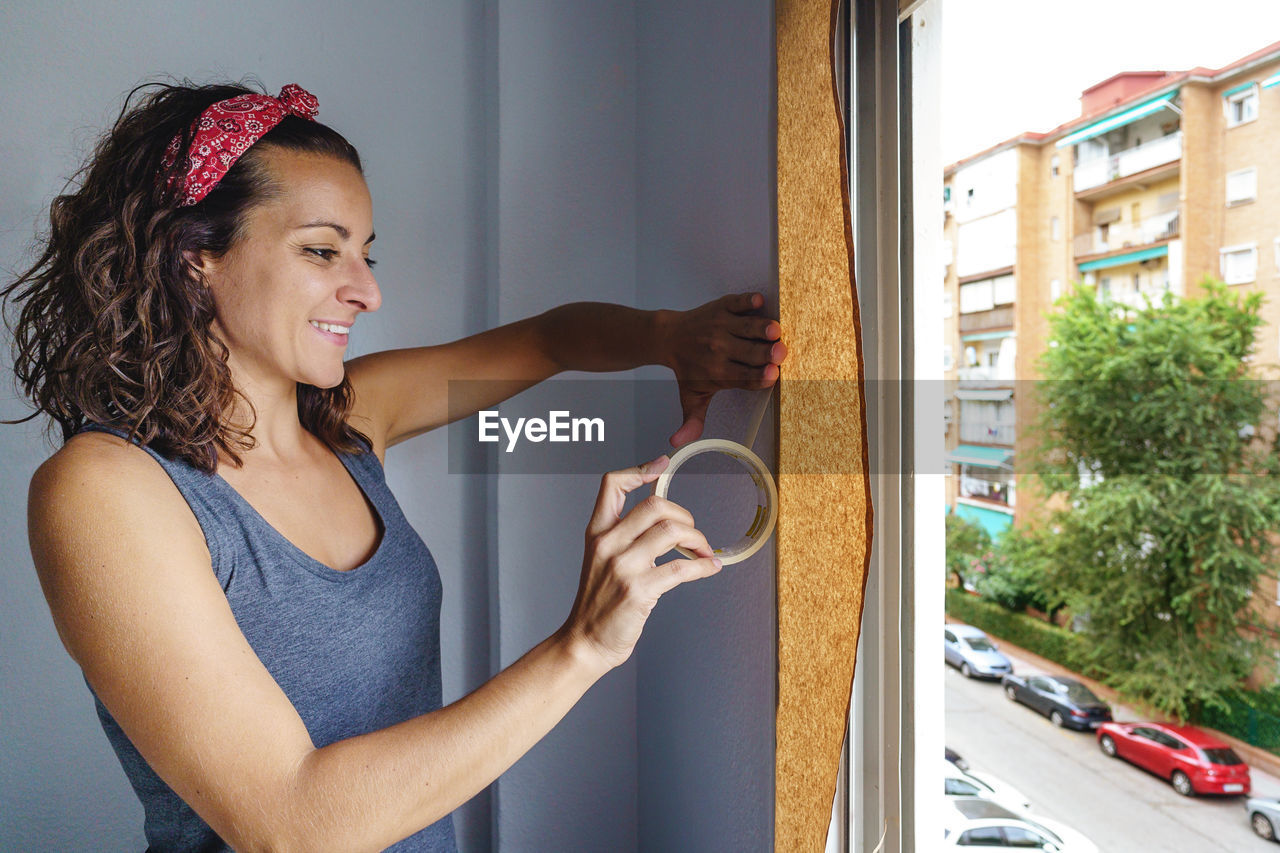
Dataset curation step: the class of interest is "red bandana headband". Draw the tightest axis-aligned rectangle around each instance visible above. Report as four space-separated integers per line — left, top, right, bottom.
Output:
161 83 320 207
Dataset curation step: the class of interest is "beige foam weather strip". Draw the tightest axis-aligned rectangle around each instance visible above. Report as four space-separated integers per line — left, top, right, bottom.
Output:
775 0 873 849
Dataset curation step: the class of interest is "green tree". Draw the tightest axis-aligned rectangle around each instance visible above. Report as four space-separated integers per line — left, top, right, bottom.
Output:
1024 279 1280 721
945 512 990 590
976 526 1064 620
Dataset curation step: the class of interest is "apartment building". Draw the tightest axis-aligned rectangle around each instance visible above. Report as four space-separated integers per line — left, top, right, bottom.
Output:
944 39 1280 543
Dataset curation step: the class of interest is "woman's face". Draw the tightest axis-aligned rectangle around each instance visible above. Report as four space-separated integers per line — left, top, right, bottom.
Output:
201 149 380 394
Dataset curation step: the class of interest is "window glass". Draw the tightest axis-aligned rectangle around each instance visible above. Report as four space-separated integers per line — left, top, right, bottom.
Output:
1204 747 1243 765
1003 826 1048 847
946 630 957 643
1063 683 1102 705
966 637 995 651
945 778 982 796
1227 87 1259 126
958 826 1006 845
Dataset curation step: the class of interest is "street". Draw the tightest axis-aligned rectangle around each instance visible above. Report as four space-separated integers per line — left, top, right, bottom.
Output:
946 645 1280 852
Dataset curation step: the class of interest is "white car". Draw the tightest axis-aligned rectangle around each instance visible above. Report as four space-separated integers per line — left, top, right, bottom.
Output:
943 796 1099 852
943 760 1032 812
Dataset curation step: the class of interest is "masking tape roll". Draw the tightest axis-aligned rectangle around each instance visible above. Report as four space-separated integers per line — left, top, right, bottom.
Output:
651 438 778 565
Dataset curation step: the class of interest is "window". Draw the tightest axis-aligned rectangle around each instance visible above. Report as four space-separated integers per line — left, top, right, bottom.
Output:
943 344 954 371
1004 826 1050 848
958 827 1004 845
944 778 982 796
1050 279 1061 302
960 280 995 313
1050 155 1060 177
1226 84 1259 127
1050 216 1060 241
992 274 1016 306
1130 202 1140 223
1226 167 1257 205
1221 244 1258 284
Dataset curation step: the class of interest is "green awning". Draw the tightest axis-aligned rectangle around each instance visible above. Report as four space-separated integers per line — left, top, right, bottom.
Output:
961 330 1014 342
1264 72 1280 90
948 444 1013 470
1223 81 1257 98
954 502 1014 540
1056 94 1177 148
1078 244 1168 272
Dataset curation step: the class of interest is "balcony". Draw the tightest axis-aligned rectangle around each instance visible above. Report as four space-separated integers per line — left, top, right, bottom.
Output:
958 305 1014 333
959 421 1016 446
957 365 1015 388
1074 131 1182 194
1074 210 1179 258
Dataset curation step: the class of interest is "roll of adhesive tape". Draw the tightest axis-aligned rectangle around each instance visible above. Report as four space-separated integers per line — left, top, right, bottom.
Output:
651 438 778 565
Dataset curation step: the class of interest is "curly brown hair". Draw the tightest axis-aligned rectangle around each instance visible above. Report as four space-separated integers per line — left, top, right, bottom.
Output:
1 79 371 472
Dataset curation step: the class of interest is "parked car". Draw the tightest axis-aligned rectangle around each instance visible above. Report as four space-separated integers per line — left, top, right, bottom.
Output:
945 624 1013 679
943 760 1032 812
1246 796 1280 841
1001 673 1112 730
945 745 970 771
1096 721 1251 797
942 796 1098 852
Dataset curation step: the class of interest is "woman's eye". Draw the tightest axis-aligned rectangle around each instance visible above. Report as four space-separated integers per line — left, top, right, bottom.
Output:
305 248 337 260
364 257 377 268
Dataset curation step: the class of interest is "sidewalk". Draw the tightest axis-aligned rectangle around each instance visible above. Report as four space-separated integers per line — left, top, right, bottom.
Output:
946 614 1280 784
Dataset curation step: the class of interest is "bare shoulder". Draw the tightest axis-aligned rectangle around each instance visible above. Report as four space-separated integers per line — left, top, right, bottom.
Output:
29 431 209 662
31 430 203 538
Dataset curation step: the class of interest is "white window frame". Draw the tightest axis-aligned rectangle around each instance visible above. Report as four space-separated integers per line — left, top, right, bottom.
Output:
1226 84 1260 128
1226 166 1257 206
839 1 941 850
1221 243 1258 285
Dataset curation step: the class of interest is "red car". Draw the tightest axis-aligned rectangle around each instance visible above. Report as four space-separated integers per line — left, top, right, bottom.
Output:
1096 721 1251 797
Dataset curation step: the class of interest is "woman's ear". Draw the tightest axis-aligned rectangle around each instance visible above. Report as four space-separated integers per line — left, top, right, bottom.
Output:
182 249 218 288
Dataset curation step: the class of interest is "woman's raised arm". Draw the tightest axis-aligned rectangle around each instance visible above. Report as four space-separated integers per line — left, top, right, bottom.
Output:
344 292 785 454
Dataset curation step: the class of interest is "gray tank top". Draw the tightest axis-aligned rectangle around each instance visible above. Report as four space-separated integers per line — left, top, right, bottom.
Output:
78 423 458 852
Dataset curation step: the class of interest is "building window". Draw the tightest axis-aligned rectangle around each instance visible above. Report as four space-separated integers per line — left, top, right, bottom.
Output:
1050 155 1060 177
959 279 994 313
942 344 954 371
1050 278 1062 301
1226 84 1260 127
1221 244 1258 285
1226 167 1258 205
1050 216 1061 241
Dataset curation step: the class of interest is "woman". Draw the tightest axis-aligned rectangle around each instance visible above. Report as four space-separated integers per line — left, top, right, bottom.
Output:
3 81 785 850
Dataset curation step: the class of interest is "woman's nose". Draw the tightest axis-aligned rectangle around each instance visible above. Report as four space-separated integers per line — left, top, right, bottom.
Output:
341 261 381 313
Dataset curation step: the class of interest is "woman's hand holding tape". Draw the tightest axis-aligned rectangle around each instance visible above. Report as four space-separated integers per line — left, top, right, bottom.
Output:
561 455 724 672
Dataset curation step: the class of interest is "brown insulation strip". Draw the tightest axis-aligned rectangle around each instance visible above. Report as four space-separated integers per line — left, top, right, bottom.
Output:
774 0 873 849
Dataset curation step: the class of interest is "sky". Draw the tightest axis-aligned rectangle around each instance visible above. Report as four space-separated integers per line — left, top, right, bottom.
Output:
940 0 1280 165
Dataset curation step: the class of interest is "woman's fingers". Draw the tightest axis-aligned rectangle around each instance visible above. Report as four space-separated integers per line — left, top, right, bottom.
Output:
599 494 695 551
628 518 713 565
652 555 724 596
586 456 669 539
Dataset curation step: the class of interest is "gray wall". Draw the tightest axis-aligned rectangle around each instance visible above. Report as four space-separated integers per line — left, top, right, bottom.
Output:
634 2 778 850
0 1 775 850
